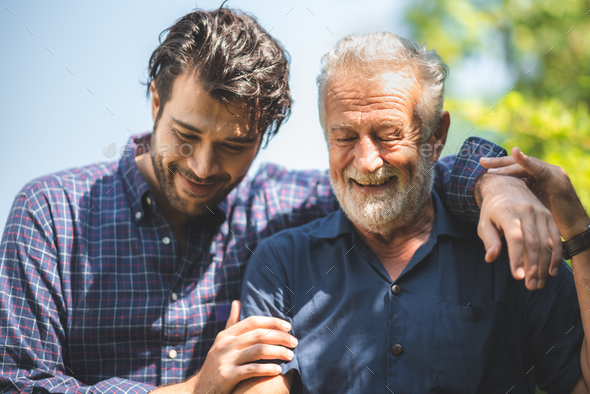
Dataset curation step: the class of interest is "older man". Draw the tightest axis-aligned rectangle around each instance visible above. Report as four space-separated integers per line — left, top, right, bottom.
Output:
237 33 590 393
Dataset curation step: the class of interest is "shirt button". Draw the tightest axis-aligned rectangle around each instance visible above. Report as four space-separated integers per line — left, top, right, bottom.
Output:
146 196 152 205
168 349 177 359
135 211 143 220
391 344 403 356
391 284 401 295
171 292 178 301
162 237 171 245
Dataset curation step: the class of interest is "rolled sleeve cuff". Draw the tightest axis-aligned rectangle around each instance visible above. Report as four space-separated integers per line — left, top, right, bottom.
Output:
448 137 507 223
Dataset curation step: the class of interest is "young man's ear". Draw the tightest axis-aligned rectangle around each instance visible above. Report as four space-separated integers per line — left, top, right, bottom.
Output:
432 111 450 162
151 80 160 123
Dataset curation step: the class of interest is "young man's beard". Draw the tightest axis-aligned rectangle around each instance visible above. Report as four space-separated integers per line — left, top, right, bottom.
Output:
330 150 434 235
149 130 243 217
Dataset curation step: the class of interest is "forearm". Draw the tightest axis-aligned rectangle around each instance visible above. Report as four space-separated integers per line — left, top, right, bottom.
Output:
572 245 590 392
149 375 197 394
231 373 292 394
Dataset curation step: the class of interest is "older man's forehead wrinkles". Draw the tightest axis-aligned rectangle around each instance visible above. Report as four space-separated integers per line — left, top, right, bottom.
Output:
331 96 414 114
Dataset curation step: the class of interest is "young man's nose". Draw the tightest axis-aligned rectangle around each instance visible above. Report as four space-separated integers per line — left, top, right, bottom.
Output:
187 143 221 180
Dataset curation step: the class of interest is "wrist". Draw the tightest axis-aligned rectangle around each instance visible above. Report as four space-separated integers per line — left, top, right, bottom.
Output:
473 171 490 209
563 222 590 260
183 372 200 394
562 220 590 241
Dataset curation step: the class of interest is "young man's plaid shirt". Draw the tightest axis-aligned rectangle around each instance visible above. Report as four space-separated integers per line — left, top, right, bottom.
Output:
0 132 505 393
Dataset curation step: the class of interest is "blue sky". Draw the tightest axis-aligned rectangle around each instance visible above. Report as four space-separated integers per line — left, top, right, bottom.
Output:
0 0 511 228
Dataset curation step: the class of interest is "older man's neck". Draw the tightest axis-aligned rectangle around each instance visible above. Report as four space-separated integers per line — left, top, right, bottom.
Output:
353 196 435 282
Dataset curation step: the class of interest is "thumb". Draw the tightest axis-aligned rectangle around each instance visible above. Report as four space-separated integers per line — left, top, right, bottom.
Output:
225 300 241 329
512 147 538 178
478 219 503 263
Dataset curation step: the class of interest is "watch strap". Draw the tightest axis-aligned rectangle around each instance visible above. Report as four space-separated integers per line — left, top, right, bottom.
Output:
563 224 590 260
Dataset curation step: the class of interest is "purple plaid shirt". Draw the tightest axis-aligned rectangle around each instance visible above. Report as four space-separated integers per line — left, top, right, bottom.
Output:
0 132 505 393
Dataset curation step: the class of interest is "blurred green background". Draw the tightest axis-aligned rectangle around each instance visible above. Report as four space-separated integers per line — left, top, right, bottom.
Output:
406 0 590 215
405 1 589 392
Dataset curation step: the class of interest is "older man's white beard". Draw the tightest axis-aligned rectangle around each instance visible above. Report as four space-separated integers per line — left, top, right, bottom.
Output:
330 156 434 235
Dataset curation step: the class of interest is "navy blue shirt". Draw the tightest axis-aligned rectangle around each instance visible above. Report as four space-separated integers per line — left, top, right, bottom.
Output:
241 191 584 394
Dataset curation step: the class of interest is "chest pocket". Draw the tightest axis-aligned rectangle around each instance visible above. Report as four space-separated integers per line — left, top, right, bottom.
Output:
434 301 509 393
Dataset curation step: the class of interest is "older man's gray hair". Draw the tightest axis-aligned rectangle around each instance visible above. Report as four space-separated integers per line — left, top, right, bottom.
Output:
317 32 448 140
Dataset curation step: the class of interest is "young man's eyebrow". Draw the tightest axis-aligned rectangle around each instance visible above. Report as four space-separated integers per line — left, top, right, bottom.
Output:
172 117 257 144
171 117 202 134
225 136 258 144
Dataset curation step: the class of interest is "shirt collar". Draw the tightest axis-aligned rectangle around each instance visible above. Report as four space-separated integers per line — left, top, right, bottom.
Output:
309 190 473 241
119 132 153 225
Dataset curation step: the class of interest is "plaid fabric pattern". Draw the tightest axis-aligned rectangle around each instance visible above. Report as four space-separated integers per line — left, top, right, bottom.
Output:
0 132 504 393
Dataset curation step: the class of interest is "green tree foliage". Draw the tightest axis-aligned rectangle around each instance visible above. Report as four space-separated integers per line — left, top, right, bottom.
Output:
406 0 590 214
406 3 589 392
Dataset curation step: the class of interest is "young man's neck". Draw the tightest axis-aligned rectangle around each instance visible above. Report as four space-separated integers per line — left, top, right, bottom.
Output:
135 153 189 231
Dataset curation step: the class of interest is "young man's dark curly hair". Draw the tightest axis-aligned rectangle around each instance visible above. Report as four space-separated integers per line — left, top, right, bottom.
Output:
146 6 292 147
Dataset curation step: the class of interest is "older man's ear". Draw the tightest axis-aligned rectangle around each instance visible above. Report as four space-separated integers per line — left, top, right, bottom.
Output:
432 111 450 162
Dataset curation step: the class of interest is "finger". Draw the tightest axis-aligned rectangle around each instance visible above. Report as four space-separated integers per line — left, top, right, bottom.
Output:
479 156 516 169
486 163 529 178
477 217 503 262
227 315 292 336
236 343 295 365
229 363 283 382
235 327 298 350
534 213 553 289
504 219 526 281
512 147 548 182
520 213 540 290
546 217 562 277
225 300 241 329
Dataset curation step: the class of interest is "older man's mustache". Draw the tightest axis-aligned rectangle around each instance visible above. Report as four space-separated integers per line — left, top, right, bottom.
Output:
343 163 401 186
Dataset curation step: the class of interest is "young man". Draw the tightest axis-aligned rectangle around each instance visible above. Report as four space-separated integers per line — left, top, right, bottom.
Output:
0 8 559 394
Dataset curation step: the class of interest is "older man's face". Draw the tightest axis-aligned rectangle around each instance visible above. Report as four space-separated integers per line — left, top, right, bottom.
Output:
324 68 442 233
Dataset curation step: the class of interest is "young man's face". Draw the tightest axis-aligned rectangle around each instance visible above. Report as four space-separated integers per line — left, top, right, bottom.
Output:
149 71 261 216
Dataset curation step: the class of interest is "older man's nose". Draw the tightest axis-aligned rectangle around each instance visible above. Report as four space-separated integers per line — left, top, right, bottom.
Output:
188 143 221 180
354 135 383 174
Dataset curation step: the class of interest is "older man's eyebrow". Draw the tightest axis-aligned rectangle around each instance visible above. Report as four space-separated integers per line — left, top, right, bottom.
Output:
330 123 357 132
330 121 405 132
375 120 404 130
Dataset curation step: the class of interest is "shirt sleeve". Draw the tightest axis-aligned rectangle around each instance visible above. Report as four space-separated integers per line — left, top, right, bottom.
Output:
0 187 156 394
239 237 299 376
524 261 583 394
439 137 508 223
246 163 337 237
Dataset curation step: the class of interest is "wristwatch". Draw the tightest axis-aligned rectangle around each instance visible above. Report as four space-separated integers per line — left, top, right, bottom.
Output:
563 224 590 260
